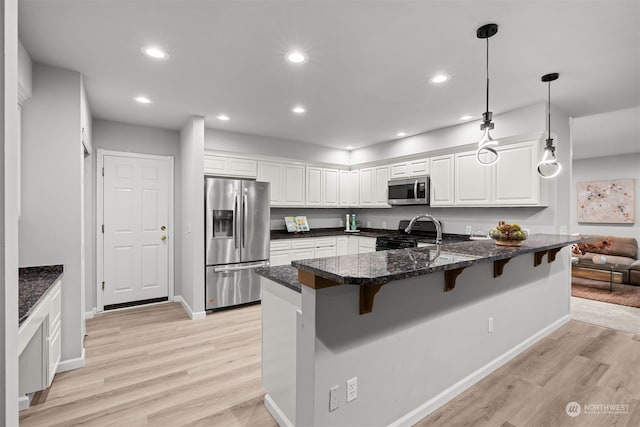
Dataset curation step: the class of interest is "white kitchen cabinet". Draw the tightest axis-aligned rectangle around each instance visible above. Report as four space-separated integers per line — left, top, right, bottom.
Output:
19 277 62 400
306 167 339 207
430 154 455 206
306 166 323 206
454 150 492 205
258 162 306 207
204 153 257 178
339 170 351 207
336 236 349 256
290 239 315 261
347 236 360 255
493 140 541 205
360 166 390 207
323 168 339 206
257 162 283 205
389 158 429 179
347 170 360 207
358 237 377 254
270 240 292 266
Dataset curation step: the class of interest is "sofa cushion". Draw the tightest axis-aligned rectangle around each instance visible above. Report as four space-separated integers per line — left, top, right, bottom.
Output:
631 260 640 271
578 252 636 267
577 234 638 259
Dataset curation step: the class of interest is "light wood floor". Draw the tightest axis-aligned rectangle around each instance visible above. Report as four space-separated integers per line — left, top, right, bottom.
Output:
20 303 640 427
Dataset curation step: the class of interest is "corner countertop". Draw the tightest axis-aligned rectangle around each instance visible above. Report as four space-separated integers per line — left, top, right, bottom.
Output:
291 234 586 286
19 265 64 326
256 265 302 293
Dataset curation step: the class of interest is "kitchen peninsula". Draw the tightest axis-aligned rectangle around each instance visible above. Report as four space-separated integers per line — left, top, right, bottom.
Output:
258 234 583 427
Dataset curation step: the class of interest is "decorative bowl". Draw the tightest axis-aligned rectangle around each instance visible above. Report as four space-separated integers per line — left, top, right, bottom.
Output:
489 222 528 246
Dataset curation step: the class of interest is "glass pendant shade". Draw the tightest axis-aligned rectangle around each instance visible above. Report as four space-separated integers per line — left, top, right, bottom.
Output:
537 140 561 178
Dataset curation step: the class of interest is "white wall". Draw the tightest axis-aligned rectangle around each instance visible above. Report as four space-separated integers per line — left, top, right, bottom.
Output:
88 119 181 313
180 117 205 318
570 153 640 239
2 0 20 423
20 63 84 366
205 128 350 165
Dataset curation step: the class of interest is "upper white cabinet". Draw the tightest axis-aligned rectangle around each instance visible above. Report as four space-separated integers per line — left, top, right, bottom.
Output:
493 140 541 205
389 158 429 179
306 167 339 207
454 151 492 205
430 154 455 206
448 140 543 207
204 153 257 178
349 170 360 207
360 166 390 207
339 170 351 207
257 162 306 207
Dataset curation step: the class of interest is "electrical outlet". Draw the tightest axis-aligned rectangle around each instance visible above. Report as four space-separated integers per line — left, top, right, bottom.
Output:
465 225 472 235
329 385 339 411
347 377 358 403
488 317 494 333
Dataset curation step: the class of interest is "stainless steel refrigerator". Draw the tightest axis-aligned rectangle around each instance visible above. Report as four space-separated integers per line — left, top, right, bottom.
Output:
205 177 270 311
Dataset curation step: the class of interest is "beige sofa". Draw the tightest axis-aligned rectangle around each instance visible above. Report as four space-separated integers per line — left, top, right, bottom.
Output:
572 235 639 285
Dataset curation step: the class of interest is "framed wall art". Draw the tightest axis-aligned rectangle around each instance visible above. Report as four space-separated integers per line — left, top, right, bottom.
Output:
576 178 635 224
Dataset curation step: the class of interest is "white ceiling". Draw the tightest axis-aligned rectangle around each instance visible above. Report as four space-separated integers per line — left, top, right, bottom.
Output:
18 0 640 151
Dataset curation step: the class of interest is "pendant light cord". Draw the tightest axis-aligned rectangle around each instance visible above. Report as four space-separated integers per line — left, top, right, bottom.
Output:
548 82 551 141
485 38 490 113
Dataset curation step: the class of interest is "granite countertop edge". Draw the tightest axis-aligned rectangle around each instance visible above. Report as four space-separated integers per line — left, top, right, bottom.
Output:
291 234 586 286
19 265 64 326
256 266 302 293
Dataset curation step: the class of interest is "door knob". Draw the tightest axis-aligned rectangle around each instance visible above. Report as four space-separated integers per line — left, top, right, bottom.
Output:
160 225 166 231
161 235 167 241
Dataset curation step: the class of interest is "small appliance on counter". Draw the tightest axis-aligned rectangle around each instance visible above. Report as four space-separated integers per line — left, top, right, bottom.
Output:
205 177 270 311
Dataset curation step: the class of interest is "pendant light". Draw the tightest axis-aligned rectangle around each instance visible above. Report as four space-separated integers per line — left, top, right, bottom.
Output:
537 73 561 178
476 23 499 166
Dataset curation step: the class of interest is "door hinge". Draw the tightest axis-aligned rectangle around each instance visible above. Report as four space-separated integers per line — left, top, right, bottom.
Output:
101 224 104 233
102 281 105 291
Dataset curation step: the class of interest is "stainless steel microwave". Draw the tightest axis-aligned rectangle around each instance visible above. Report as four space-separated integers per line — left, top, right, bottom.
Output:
388 176 430 205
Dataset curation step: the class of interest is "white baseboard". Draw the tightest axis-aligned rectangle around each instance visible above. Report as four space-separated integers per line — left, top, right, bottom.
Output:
18 395 32 412
390 314 571 427
173 295 207 320
58 348 86 373
84 308 96 319
264 393 294 427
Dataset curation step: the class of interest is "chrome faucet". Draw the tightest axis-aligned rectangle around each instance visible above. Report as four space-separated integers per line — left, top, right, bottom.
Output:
405 214 442 245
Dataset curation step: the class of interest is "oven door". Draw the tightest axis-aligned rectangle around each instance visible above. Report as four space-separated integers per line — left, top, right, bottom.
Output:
388 176 429 205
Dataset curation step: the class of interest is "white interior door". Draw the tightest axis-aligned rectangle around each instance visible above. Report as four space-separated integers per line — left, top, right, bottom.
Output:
102 154 171 306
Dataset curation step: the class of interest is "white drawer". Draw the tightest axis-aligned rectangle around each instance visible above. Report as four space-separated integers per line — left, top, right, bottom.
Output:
270 240 292 251
291 239 314 249
314 237 336 248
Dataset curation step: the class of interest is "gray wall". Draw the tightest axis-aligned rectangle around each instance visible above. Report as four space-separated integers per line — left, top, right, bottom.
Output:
89 119 181 312
20 63 84 363
180 117 205 317
570 153 640 239
205 127 350 165
2 1 21 422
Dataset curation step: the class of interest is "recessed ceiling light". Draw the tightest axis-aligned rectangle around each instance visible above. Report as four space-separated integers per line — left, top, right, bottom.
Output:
430 74 450 84
345 146 353 150
134 96 152 104
396 132 407 137
142 46 169 60
217 114 230 121
460 114 474 120
292 106 306 114
286 51 307 64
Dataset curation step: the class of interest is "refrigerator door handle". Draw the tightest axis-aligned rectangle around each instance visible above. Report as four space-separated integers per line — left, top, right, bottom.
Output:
243 194 248 248
233 193 239 249
213 261 269 273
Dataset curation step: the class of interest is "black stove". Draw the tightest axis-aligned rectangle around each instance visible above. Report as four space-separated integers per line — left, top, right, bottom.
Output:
375 220 470 251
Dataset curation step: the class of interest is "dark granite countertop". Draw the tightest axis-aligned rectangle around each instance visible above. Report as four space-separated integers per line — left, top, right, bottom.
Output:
19 265 63 326
256 265 302 293
291 234 586 286
270 227 394 240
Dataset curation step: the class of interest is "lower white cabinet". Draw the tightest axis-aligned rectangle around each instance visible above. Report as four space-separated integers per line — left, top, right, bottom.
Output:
336 236 349 255
18 277 62 401
270 235 376 265
358 237 377 254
